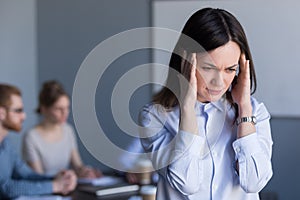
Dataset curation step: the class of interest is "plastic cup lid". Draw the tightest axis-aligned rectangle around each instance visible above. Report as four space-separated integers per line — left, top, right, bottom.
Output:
140 185 157 195
136 159 153 167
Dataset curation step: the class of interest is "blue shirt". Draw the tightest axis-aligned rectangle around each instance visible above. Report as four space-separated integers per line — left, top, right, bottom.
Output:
0 137 53 199
139 97 273 200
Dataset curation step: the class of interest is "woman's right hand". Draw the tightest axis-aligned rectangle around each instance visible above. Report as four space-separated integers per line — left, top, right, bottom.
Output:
126 172 139 184
53 170 77 195
77 165 102 179
179 51 198 109
178 51 199 135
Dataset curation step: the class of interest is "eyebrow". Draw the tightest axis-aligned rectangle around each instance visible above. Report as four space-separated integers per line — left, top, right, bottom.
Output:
203 62 238 69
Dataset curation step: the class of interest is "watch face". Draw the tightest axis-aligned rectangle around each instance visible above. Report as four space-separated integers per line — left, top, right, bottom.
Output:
252 116 257 124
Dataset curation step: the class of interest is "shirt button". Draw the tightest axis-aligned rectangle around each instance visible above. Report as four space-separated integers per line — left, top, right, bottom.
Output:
212 185 217 191
236 147 241 153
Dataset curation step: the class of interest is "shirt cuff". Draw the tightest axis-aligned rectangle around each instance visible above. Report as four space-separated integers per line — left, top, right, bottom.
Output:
174 130 205 158
232 132 261 159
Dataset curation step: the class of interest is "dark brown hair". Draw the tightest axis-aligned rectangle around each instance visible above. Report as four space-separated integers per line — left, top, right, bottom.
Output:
153 8 257 111
36 80 68 113
0 83 21 108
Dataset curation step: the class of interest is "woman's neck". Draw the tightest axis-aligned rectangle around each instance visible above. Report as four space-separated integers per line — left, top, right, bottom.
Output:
40 119 60 128
36 120 64 142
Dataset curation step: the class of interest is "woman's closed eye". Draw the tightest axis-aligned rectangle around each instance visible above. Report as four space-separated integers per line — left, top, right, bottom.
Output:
201 66 214 71
225 68 237 73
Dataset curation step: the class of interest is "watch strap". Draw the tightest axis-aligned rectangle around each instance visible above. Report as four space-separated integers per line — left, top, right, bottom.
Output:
236 116 256 125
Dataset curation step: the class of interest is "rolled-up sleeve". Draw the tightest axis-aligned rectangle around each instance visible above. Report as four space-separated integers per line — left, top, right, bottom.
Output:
233 101 273 193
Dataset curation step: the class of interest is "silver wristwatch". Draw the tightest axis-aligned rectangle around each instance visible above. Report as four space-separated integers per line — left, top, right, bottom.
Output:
236 116 257 126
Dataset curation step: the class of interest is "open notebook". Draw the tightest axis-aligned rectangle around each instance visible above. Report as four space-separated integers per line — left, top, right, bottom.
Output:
78 176 140 197
78 176 124 186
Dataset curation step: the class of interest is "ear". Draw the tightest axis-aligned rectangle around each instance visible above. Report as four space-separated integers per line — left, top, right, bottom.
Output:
0 107 7 121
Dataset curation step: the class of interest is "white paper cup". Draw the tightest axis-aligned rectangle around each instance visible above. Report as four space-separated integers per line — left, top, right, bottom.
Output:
136 159 153 185
140 185 157 200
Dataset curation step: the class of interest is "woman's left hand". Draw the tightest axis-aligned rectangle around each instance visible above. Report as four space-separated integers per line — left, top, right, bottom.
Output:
77 166 102 179
232 54 256 139
231 53 251 108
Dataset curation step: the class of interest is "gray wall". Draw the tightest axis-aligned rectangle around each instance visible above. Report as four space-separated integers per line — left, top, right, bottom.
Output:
0 0 38 153
263 117 300 200
1 0 299 199
37 0 152 172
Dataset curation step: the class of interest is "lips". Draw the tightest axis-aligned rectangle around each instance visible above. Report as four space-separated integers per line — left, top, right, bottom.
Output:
207 88 223 96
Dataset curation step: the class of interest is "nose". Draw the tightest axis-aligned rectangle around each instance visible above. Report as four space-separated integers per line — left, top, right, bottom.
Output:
22 112 27 120
62 108 69 117
210 71 224 87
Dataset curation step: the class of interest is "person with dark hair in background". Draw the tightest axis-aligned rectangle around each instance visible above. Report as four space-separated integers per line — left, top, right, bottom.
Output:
0 83 77 199
22 80 101 179
139 8 273 199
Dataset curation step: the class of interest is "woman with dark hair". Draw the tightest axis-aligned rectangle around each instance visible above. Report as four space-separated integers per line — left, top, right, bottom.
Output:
22 80 101 178
139 8 273 199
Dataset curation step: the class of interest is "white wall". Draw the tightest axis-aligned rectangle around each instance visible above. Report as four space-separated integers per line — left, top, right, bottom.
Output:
0 0 38 153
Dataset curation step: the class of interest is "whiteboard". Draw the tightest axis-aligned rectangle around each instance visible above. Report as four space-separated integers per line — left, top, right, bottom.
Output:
152 0 300 117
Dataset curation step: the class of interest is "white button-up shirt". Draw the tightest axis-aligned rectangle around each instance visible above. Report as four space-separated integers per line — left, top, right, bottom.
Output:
139 97 273 200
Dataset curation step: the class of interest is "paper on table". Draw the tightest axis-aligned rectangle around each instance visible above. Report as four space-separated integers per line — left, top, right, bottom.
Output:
95 184 139 196
128 196 142 200
15 195 71 200
78 175 123 186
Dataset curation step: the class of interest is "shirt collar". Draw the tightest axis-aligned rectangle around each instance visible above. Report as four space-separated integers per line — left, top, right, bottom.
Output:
195 97 227 112
211 97 226 112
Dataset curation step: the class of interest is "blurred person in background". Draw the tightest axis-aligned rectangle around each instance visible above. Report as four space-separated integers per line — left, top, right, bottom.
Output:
22 80 101 179
0 83 76 199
